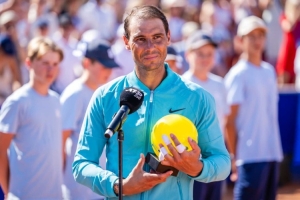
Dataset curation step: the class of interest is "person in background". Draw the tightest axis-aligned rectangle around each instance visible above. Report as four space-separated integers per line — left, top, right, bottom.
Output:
110 23 135 80
276 0 300 84
225 16 283 200
61 39 119 200
0 37 64 199
51 13 81 94
172 21 200 73
0 34 22 107
77 0 117 42
183 30 230 200
161 0 186 43
165 46 182 74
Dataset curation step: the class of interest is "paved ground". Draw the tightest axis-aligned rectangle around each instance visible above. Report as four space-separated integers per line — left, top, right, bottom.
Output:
223 182 300 200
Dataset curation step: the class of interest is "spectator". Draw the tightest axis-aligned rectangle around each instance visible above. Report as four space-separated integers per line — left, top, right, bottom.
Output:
77 0 117 42
161 0 186 43
110 23 135 80
276 0 300 84
165 46 182 74
183 30 229 200
0 35 22 107
225 16 283 200
173 21 200 73
51 13 81 94
61 39 118 200
0 37 64 199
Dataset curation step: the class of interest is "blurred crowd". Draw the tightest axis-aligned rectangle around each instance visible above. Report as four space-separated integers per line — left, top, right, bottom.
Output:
0 0 299 105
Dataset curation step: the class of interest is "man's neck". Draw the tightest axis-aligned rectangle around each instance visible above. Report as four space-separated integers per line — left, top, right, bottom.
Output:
80 72 100 91
135 64 166 90
192 68 208 82
241 52 262 67
28 80 49 96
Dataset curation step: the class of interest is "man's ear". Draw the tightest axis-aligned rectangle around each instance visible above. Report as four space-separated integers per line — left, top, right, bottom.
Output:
123 35 131 50
25 58 31 70
167 31 171 45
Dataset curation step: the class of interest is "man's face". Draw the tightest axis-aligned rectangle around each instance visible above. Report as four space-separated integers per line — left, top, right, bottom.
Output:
90 61 112 85
241 29 266 55
27 51 60 86
123 17 170 72
186 44 216 74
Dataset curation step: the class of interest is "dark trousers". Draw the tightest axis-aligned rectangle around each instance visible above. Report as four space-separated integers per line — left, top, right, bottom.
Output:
193 181 222 200
234 161 280 200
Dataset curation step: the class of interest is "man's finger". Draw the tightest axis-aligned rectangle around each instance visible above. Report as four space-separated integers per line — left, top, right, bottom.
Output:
188 137 200 154
166 142 181 160
170 134 181 146
134 153 145 171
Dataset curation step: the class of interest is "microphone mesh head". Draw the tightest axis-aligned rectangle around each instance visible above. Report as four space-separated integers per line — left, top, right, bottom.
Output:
120 87 144 114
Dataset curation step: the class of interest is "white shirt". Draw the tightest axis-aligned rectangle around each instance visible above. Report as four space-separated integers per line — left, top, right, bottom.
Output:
77 1 117 41
60 80 105 200
183 72 229 133
110 39 135 80
0 84 63 199
224 59 283 165
52 32 82 94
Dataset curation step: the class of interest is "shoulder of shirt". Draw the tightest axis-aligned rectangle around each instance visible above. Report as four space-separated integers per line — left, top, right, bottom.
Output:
178 74 215 103
94 75 126 97
261 61 275 71
208 73 224 84
60 81 84 104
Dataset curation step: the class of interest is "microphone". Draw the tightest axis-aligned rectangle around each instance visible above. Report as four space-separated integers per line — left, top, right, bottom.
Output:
104 87 144 138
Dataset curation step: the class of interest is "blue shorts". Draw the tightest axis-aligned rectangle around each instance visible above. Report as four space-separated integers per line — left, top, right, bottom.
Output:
234 161 280 200
193 180 223 200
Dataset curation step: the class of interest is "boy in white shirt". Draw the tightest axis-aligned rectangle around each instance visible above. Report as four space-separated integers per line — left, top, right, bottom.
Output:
61 40 119 200
225 16 283 200
0 37 64 199
183 30 230 200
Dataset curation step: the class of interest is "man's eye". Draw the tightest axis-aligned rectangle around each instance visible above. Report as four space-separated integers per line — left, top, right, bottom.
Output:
154 36 162 40
136 38 145 42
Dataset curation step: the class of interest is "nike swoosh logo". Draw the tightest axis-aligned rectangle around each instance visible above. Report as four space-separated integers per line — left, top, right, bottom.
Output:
169 108 186 113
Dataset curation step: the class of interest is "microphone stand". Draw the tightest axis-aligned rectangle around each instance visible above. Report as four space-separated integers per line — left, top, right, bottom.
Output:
117 128 124 200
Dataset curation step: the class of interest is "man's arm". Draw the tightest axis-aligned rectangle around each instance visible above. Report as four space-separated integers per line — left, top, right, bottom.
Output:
73 90 172 197
0 132 14 195
62 130 72 171
225 105 239 157
225 104 239 181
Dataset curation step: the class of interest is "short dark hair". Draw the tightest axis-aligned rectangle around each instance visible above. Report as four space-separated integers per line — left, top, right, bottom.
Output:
123 5 169 39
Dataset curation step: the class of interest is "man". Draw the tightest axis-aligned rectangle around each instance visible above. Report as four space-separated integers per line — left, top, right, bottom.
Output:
0 37 64 199
51 13 81 94
183 30 230 200
165 46 182 74
61 39 119 200
73 5 230 199
225 16 283 200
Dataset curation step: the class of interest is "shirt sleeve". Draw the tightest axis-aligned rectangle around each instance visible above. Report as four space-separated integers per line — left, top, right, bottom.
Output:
225 72 244 105
0 98 20 134
61 92 82 131
191 91 231 182
72 90 118 198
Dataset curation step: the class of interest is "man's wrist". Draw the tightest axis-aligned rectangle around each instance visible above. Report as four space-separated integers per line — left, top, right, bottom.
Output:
189 160 203 177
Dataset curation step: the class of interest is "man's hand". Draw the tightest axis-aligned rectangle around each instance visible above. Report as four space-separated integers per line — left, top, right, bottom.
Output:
122 154 173 196
230 158 238 182
161 134 203 177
